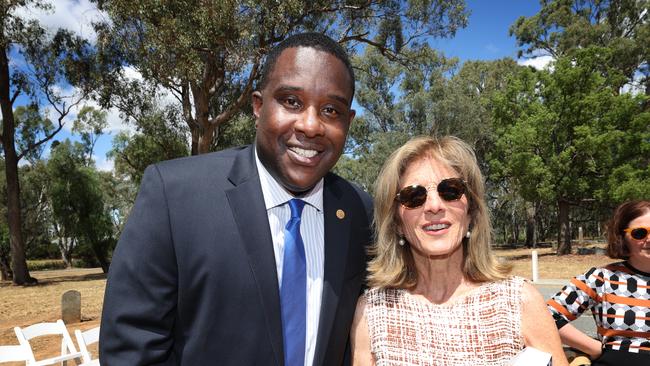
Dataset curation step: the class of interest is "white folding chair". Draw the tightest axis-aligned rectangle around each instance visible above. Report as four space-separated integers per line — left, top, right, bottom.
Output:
0 344 29 363
13 319 83 365
78 361 99 366
74 327 100 365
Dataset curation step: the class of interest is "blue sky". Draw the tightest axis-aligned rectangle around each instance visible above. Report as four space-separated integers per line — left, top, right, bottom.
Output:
433 0 541 62
19 0 546 171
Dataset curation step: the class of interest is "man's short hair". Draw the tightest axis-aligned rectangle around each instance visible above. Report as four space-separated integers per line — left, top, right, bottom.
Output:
257 32 355 103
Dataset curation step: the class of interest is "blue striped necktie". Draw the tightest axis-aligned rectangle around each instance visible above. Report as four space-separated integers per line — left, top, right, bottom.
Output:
281 198 306 366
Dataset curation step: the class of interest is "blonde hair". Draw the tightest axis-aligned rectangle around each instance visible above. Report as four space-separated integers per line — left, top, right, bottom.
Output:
367 136 510 289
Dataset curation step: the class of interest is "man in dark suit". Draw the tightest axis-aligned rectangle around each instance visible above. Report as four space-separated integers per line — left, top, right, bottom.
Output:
99 32 373 366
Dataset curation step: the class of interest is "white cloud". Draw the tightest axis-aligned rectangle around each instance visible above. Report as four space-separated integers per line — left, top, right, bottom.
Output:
517 55 555 70
67 99 135 135
14 0 104 42
94 153 114 172
620 68 647 96
37 92 133 137
122 66 144 81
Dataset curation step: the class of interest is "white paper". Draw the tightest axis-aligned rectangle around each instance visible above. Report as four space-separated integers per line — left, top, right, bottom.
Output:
509 347 552 366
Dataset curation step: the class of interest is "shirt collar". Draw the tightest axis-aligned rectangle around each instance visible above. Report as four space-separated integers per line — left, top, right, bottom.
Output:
254 146 323 212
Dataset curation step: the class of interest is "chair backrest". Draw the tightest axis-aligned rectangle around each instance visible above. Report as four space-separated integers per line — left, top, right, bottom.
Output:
0 345 29 363
74 326 100 364
78 360 100 366
13 319 83 365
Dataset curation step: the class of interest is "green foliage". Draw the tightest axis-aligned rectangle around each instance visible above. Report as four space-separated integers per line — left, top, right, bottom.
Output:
97 170 138 235
73 106 108 163
108 104 189 185
510 0 649 91
92 0 469 154
341 46 519 193
1 0 108 284
489 46 650 250
47 140 114 271
340 45 456 189
334 130 410 192
8 105 54 163
26 259 75 271
19 161 57 258
0 158 56 262
214 112 256 150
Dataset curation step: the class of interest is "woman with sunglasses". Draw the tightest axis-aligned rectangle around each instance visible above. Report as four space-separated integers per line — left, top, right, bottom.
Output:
350 136 568 365
547 200 650 365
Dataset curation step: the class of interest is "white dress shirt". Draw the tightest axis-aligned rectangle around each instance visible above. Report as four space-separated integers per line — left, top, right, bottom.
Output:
255 150 324 366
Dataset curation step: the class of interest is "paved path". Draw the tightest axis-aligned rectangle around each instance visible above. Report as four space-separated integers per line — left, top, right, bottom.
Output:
534 280 597 338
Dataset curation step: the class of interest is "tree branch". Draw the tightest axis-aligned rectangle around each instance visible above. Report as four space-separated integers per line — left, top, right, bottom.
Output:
10 89 19 105
210 56 261 127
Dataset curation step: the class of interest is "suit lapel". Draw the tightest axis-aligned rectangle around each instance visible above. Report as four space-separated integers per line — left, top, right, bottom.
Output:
225 146 283 366
313 175 352 366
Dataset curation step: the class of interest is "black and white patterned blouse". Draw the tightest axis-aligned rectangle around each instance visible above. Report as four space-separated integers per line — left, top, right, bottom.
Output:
547 261 650 354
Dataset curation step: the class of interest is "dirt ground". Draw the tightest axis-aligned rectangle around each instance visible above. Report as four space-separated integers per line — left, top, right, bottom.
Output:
0 268 103 365
499 245 613 279
0 244 613 363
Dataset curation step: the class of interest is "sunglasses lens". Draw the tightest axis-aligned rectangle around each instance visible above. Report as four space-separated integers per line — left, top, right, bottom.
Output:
397 185 427 208
438 178 466 201
630 228 648 240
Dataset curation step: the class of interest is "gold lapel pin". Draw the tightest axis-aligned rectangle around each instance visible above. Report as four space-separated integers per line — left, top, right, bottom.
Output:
336 209 345 220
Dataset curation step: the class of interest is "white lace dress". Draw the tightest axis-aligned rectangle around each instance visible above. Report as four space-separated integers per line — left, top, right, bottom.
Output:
364 276 526 365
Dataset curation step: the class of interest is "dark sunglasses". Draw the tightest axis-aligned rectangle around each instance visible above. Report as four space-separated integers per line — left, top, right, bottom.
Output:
624 227 650 240
396 178 467 209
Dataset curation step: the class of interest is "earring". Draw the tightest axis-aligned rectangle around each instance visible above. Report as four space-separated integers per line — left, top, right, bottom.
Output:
398 237 405 246
465 230 471 239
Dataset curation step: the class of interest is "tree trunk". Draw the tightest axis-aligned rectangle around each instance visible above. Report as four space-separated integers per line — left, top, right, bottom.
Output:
190 128 199 155
58 236 73 269
0 257 12 281
0 47 35 285
197 124 217 154
557 199 572 255
92 239 112 274
525 202 536 248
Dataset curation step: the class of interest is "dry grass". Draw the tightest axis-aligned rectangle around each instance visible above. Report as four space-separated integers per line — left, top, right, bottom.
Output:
0 268 104 365
0 242 614 362
497 244 614 280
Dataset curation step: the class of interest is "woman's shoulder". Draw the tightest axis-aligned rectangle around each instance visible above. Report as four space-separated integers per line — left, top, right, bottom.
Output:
575 261 639 282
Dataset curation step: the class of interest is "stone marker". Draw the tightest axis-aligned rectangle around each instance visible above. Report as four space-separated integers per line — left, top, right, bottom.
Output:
578 226 583 245
62 290 81 324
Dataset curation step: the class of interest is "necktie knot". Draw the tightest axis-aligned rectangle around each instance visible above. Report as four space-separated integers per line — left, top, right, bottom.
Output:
288 198 305 220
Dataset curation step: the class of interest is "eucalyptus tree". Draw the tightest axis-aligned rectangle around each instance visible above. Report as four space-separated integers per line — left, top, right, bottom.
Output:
341 47 520 195
0 0 102 284
48 140 114 272
92 0 469 155
336 44 455 191
108 103 189 185
72 106 108 165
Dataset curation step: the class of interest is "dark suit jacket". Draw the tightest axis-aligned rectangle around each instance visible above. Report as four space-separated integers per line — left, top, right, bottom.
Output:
99 145 373 365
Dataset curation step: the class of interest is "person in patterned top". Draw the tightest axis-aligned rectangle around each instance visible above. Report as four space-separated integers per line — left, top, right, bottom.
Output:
350 136 568 366
547 200 650 365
